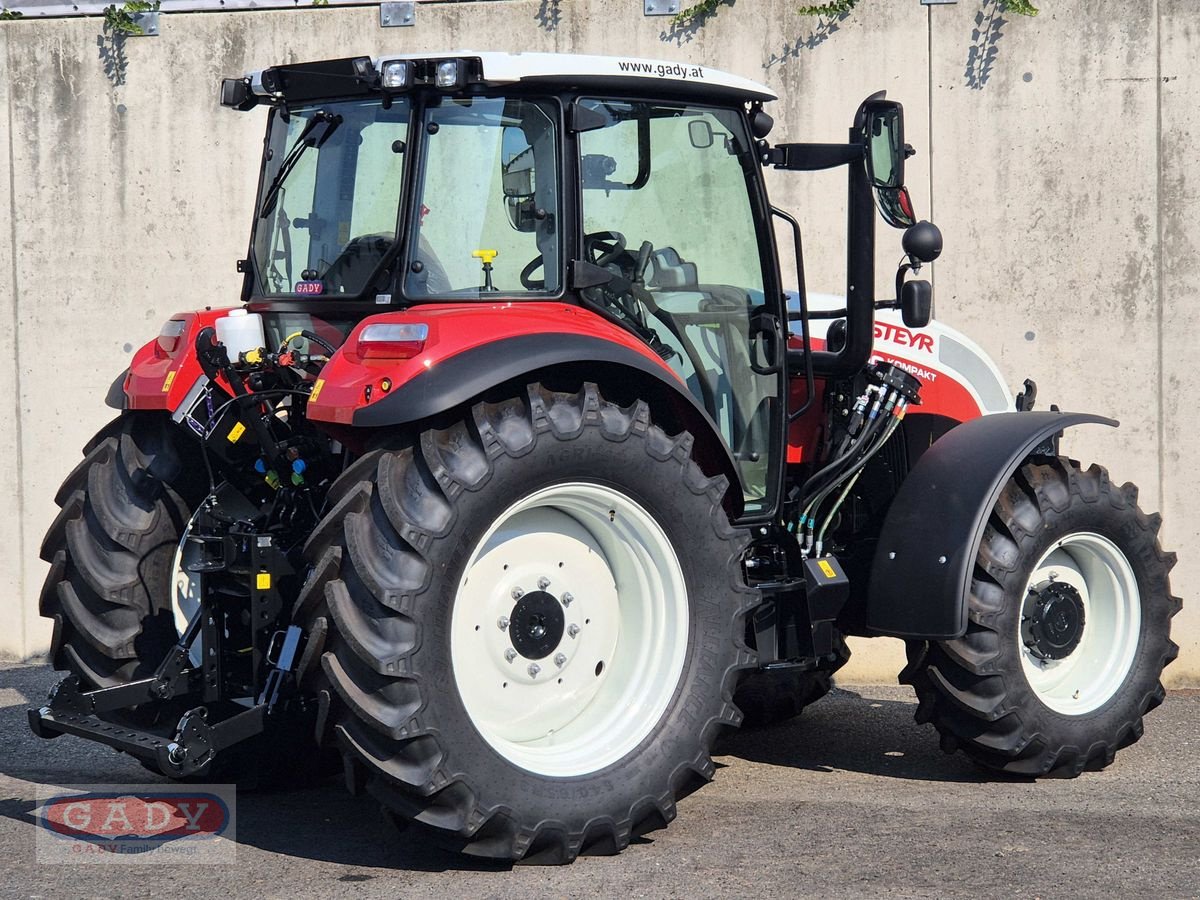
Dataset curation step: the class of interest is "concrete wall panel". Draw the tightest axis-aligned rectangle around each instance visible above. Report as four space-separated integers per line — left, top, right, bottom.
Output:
0 25 29 655
1157 0 1200 682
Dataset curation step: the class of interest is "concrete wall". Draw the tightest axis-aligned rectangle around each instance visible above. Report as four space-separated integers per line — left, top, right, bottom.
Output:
1 0 1196 685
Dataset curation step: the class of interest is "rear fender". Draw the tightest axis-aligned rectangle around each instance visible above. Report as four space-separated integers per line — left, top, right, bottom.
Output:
866 411 1117 640
307 304 743 511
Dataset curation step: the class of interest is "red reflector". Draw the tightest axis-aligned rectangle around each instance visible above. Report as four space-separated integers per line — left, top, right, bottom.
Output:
355 322 429 359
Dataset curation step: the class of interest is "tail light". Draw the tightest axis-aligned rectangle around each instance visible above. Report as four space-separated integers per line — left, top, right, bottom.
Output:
354 322 429 359
156 319 187 357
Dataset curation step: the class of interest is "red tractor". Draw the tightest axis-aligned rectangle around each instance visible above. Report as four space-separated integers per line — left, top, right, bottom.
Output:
30 52 1179 863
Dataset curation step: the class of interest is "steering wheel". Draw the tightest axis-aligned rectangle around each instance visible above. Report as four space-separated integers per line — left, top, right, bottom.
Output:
520 255 545 290
584 230 628 269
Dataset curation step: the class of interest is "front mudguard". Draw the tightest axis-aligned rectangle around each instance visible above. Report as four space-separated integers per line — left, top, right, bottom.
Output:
866 411 1117 640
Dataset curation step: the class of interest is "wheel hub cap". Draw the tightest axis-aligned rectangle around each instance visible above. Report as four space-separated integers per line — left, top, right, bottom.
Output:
508 590 565 660
1023 581 1085 660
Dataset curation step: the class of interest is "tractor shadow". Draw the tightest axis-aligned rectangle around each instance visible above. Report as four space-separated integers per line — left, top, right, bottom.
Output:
1 666 1008 872
0 664 498 872
717 687 1004 784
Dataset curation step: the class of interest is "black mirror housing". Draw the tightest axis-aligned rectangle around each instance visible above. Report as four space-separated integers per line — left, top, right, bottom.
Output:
901 279 932 329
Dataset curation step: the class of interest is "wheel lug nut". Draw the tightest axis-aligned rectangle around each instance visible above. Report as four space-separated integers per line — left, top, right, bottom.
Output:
568 624 580 638
537 576 550 590
497 616 510 631
527 663 540 678
562 592 574 607
511 587 524 600
504 648 517 663
554 653 567 667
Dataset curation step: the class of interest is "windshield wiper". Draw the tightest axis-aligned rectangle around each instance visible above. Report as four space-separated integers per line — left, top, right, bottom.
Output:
258 110 343 219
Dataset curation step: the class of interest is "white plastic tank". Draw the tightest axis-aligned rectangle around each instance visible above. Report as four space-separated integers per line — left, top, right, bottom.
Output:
215 308 265 359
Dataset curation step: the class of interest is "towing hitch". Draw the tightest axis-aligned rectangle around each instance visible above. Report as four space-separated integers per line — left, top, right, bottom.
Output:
29 676 267 777
28 509 309 777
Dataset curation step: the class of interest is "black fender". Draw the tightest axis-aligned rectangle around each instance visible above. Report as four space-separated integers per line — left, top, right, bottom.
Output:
352 332 743 505
105 368 130 410
866 411 1117 640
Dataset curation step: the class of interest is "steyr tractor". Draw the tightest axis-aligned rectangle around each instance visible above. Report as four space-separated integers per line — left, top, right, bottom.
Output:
29 52 1180 864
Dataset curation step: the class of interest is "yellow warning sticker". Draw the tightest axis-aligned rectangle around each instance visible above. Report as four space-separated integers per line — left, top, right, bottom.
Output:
161 370 176 393
227 421 246 443
818 559 837 579
309 379 325 403
256 572 271 590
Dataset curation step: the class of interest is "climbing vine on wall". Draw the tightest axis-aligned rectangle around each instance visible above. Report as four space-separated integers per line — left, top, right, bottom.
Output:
674 0 1038 27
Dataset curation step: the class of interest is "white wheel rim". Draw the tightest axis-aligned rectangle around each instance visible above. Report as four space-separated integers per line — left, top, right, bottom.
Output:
450 482 689 778
171 510 205 668
1018 532 1141 715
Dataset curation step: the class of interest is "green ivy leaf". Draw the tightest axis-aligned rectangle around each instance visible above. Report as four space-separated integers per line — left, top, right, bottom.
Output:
796 0 859 15
1004 0 1039 15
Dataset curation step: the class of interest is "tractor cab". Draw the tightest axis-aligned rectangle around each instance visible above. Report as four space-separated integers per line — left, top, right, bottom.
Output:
222 52 927 520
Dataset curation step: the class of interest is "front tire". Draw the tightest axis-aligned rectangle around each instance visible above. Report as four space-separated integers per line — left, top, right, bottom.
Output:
902 458 1180 776
299 384 755 862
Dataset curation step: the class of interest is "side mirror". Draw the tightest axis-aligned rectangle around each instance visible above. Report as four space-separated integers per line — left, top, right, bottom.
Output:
901 280 932 329
862 99 905 189
688 119 714 149
501 125 537 233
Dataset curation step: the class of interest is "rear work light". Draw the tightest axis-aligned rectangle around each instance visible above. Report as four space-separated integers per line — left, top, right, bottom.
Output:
156 319 187 356
355 322 429 359
436 60 464 89
381 59 411 90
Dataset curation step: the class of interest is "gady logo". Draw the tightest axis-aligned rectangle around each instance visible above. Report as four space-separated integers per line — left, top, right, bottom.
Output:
40 792 230 844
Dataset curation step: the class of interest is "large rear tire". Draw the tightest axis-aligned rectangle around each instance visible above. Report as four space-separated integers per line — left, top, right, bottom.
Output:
901 458 1180 776
39 414 198 689
297 384 755 863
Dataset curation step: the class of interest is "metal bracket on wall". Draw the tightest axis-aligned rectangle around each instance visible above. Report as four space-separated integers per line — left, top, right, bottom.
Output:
644 0 679 15
129 11 160 34
380 1 415 27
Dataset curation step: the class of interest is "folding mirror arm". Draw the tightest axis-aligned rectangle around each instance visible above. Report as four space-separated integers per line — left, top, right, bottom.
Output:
763 142 864 171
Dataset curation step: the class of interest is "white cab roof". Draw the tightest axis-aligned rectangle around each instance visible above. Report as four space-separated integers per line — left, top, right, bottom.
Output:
249 51 777 103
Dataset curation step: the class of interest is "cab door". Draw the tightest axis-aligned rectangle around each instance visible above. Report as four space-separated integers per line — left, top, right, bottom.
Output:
574 98 785 519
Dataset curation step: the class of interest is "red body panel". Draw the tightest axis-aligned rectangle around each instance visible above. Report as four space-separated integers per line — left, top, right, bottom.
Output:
306 302 681 426
125 309 233 411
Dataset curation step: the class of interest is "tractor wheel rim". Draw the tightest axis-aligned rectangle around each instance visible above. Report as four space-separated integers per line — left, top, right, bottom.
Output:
1018 532 1141 715
451 482 689 777
171 509 205 668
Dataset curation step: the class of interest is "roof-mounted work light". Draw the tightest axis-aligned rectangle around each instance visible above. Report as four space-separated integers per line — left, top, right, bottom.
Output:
220 77 257 111
435 59 465 90
381 59 412 90
352 56 378 85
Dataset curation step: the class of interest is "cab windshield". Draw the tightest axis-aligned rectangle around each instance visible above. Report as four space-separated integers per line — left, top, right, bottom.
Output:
252 97 411 298
403 96 561 298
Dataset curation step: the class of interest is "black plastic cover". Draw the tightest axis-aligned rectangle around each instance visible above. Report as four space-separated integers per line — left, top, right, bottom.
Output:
105 368 130 410
865 411 1116 640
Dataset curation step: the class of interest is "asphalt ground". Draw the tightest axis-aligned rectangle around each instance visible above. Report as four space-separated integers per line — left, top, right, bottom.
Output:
1 662 1196 899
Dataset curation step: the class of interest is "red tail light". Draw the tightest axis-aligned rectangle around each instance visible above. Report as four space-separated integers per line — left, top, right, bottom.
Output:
156 319 187 357
354 322 429 359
